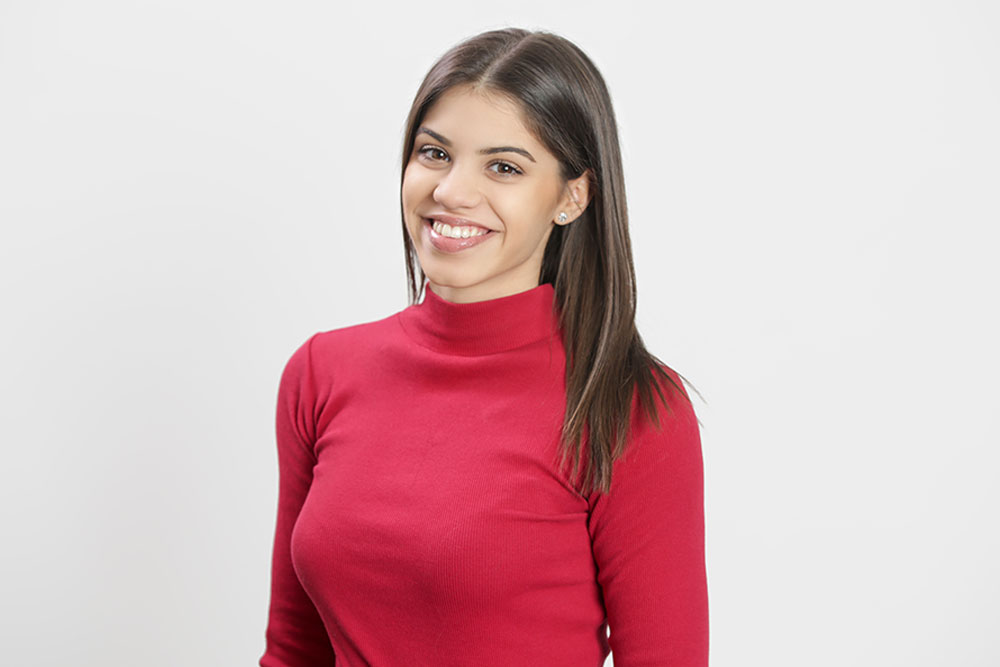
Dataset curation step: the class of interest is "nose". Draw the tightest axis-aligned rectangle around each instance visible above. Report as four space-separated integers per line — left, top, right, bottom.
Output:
432 161 481 210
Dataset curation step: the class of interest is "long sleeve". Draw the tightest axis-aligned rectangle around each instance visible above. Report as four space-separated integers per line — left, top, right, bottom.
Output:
587 369 709 666
260 333 337 666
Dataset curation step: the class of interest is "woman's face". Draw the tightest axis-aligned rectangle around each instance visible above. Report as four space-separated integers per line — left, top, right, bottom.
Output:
401 84 590 303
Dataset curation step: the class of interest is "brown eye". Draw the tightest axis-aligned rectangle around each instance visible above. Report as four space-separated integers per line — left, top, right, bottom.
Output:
489 161 523 177
417 146 448 162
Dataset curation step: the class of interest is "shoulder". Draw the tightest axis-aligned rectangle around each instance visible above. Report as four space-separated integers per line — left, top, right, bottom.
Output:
276 311 406 435
280 309 407 390
310 310 401 362
610 362 702 484
636 362 699 440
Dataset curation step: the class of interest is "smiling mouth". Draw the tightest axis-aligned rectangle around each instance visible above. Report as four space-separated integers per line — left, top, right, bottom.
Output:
423 217 497 238
422 217 498 253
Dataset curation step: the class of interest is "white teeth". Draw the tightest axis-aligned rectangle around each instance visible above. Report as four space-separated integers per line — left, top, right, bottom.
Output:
431 220 489 239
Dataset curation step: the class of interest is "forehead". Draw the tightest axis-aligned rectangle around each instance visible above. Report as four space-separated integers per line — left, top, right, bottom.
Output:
421 86 537 146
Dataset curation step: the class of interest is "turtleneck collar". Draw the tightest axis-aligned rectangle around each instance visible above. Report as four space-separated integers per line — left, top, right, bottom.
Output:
396 282 561 356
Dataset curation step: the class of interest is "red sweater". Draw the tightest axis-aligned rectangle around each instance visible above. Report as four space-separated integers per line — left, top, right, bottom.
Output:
260 282 709 666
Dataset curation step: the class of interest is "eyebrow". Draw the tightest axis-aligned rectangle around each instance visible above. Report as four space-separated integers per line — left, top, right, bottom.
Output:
416 126 536 163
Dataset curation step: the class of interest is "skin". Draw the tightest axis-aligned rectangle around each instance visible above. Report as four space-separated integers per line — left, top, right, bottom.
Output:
401 84 592 304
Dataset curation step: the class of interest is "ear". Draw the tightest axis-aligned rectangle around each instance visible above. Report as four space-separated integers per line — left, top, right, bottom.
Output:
554 169 594 225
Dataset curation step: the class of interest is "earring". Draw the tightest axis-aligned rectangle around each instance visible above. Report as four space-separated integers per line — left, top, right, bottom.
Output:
557 212 568 223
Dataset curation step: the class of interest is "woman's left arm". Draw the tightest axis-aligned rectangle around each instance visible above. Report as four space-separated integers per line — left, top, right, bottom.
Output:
588 370 709 666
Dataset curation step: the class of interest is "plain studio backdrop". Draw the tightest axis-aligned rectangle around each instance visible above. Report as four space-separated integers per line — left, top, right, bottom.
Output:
1 1 997 665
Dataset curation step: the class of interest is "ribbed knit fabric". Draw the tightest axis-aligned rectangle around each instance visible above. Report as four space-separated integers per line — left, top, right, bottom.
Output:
259 282 709 667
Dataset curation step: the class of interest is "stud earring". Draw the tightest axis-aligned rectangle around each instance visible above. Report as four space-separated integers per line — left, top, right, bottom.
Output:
557 212 568 223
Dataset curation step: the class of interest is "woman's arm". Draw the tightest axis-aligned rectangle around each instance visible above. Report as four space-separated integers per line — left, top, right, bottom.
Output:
588 368 709 666
259 334 337 666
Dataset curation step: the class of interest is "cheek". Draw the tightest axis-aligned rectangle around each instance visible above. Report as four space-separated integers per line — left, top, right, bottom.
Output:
401 164 420 200
403 161 436 192
495 189 549 236
400 168 430 230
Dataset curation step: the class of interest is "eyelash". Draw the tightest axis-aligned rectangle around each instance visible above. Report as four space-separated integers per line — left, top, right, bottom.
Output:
416 145 524 177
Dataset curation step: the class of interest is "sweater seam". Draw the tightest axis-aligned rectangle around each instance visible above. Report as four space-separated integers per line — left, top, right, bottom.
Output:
300 331 321 462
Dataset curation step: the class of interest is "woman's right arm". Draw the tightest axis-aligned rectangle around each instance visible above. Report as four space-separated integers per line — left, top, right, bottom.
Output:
259 334 337 666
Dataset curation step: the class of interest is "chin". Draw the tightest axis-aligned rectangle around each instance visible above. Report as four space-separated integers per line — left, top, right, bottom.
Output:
422 270 476 290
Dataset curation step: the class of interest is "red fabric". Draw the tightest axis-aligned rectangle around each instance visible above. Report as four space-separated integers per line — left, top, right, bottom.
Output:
260 282 709 666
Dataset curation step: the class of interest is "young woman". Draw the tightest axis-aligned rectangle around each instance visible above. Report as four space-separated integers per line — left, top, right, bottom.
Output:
260 27 709 667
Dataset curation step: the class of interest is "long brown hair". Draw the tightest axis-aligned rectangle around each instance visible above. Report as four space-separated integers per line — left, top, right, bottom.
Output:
397 28 703 497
